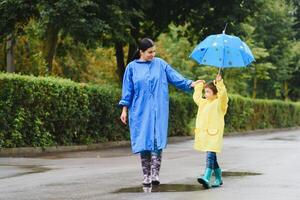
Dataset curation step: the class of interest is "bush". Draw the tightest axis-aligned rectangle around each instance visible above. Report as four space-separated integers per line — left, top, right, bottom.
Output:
0 73 192 148
224 94 300 133
169 93 196 136
0 74 91 147
0 73 299 148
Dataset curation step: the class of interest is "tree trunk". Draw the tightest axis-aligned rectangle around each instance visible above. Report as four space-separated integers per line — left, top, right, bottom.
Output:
252 76 257 99
127 44 137 65
126 19 140 65
284 80 289 101
43 24 59 74
6 34 15 73
115 42 125 82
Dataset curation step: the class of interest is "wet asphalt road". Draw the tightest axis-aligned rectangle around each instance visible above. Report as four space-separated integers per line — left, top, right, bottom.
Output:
0 129 299 200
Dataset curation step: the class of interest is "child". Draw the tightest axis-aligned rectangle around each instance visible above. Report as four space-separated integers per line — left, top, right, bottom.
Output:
193 74 229 189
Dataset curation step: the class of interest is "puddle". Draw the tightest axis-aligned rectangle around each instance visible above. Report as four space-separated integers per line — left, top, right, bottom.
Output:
114 171 262 193
267 137 296 141
46 181 83 187
0 164 51 179
114 184 203 193
222 171 262 177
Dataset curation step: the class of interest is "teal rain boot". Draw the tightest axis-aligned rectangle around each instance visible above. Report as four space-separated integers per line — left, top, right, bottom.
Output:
212 168 223 187
197 168 213 189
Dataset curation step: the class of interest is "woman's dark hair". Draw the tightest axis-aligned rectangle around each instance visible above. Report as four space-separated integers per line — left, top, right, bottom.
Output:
131 38 154 61
205 81 218 95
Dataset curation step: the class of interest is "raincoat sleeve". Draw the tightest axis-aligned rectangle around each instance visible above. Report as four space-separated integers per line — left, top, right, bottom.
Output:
165 64 193 92
215 79 229 114
193 82 206 107
119 66 134 108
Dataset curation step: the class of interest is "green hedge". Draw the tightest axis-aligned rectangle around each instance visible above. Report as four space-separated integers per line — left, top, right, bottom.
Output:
0 73 194 148
224 94 300 133
0 73 134 148
0 73 299 148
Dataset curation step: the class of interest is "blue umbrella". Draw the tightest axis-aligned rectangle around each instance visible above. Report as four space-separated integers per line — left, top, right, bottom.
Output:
189 29 255 73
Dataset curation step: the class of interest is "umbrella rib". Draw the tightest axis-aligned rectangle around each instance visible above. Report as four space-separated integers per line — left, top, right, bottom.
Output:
222 35 226 68
239 49 250 67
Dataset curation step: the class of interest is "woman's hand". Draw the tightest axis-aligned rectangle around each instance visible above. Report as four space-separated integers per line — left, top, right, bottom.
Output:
191 80 205 88
120 107 128 125
216 74 222 82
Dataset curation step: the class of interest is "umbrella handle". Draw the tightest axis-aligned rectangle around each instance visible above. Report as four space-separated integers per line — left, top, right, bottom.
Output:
222 23 228 34
218 67 222 75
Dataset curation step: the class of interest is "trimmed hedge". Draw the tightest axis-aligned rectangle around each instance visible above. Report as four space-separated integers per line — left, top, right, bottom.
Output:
0 73 132 148
225 94 300 133
0 73 194 148
0 73 299 148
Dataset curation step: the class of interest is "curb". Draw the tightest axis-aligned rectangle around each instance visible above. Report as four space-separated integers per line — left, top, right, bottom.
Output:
224 126 300 137
0 140 131 157
0 127 299 157
0 136 193 157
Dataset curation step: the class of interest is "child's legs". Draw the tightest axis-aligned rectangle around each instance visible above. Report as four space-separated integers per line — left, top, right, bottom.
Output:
214 153 220 169
206 151 219 169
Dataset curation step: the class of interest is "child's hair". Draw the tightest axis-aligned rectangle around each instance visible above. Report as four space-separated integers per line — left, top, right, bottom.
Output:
205 81 218 95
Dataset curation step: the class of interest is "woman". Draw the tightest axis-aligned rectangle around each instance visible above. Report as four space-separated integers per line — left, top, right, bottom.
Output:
119 38 199 186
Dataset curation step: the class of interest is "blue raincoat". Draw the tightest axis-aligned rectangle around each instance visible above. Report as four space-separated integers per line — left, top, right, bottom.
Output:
119 57 193 154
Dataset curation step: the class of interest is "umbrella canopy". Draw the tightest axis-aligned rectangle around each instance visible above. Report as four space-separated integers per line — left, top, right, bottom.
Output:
190 33 255 68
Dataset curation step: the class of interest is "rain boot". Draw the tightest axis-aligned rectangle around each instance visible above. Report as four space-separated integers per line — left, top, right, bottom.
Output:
141 152 151 186
151 153 162 185
197 168 213 189
212 168 223 187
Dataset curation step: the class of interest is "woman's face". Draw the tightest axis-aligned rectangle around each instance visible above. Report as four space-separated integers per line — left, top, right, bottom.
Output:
140 46 156 61
205 87 216 100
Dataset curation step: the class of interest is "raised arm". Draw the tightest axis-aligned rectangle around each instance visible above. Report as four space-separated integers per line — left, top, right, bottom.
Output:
215 76 228 114
193 81 206 106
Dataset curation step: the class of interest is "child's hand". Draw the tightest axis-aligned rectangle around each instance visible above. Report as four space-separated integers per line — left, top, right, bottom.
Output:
216 74 222 82
191 80 205 88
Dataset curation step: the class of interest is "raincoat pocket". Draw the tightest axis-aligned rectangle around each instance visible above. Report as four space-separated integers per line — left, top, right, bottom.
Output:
194 128 201 135
206 129 219 136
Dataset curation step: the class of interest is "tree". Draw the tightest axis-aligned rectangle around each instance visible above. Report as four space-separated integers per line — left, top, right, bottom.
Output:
288 41 300 100
176 0 262 43
288 0 300 39
238 23 276 98
109 0 262 82
240 0 297 100
37 0 110 73
108 0 192 82
0 0 39 73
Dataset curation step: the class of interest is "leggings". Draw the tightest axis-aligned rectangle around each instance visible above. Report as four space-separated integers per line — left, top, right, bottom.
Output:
206 151 220 169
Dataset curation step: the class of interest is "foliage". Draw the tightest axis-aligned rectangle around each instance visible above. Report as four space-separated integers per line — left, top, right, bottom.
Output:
0 73 299 148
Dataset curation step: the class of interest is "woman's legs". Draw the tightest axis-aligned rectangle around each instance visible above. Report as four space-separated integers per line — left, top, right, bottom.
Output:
140 151 151 186
140 149 163 186
151 149 162 185
140 148 163 186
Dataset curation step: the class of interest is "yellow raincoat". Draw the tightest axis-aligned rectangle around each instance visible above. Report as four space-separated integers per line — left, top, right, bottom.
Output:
193 80 228 153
